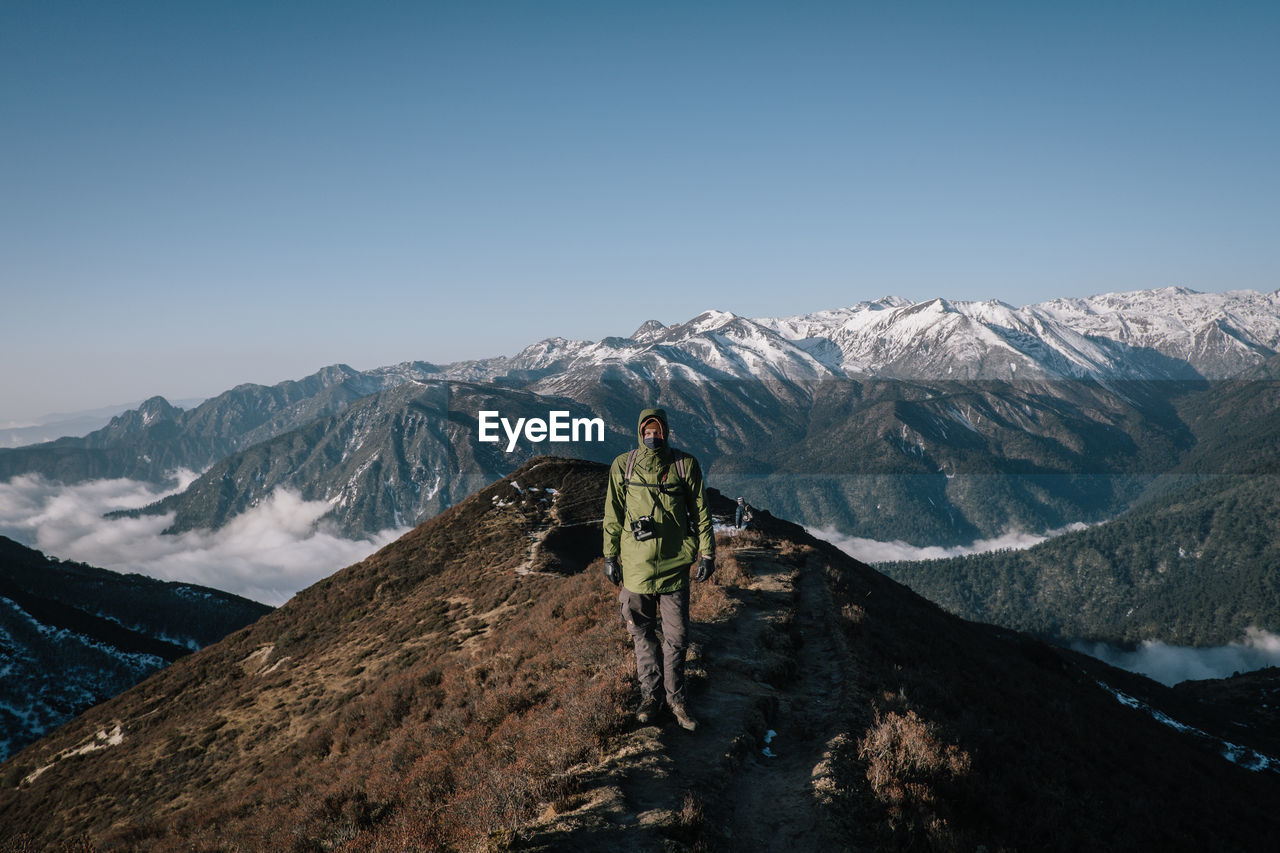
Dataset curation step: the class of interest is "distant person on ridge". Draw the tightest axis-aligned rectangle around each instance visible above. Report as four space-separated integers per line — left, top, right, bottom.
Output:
734 496 754 529
602 408 715 732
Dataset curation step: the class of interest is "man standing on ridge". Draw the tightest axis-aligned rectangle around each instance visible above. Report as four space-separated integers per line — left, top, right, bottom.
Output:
603 408 715 732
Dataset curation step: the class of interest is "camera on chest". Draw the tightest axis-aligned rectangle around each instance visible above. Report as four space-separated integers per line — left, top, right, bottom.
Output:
630 515 656 541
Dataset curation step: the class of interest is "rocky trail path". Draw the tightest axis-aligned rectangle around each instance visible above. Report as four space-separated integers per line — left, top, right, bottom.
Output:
516 539 853 851
701 546 850 849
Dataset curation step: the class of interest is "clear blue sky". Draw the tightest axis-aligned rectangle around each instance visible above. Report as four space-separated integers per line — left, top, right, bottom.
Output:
3 0 1278 423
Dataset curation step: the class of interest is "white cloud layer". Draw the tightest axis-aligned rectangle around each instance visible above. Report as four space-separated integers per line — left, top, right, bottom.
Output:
1072 630 1280 686
807 523 1089 564
0 474 406 607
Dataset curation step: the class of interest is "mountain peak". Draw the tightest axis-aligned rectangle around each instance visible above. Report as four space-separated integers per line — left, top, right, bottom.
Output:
101 396 182 433
630 319 668 343
888 297 966 328
687 309 740 331
306 364 359 382
137 395 178 416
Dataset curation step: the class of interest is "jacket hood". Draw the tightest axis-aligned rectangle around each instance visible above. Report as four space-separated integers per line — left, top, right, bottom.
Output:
636 408 670 450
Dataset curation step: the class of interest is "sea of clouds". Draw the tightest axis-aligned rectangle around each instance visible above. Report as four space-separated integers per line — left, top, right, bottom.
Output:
808 524 1089 564
812 524 1280 684
0 474 406 607
1071 631 1280 687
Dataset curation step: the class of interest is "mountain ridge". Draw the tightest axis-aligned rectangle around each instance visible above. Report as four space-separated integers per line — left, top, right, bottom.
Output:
2 456 1278 850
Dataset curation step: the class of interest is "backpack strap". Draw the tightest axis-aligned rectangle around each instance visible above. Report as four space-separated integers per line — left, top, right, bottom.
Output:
623 448 638 485
620 449 648 522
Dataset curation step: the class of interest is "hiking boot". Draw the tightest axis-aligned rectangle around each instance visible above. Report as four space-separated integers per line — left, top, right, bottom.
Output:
636 696 662 725
669 702 699 732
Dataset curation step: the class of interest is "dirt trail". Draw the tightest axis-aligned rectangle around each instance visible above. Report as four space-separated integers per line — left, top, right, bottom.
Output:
516 541 853 851
685 546 850 849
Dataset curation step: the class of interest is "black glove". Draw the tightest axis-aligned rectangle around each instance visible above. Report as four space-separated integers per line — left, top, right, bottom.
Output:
694 555 715 583
604 557 622 586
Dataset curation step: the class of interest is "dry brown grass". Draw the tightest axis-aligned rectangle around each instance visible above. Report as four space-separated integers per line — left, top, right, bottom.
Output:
858 708 972 847
688 533 752 623
0 837 98 853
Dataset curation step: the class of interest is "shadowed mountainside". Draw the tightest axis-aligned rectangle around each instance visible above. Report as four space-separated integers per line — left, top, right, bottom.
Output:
2 457 1278 851
0 537 271 763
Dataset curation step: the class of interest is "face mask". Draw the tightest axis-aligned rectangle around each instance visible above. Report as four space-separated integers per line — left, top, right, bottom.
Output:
644 435 665 450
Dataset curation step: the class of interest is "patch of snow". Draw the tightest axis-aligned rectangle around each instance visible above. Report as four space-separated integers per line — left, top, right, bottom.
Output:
1096 681 1279 774
1 597 167 672
23 723 125 785
425 472 443 500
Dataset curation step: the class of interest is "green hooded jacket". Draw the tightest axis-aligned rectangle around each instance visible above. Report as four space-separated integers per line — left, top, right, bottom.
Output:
602 408 715 594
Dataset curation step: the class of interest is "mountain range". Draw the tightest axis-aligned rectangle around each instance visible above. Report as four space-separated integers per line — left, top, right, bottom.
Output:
3 288 1278 551
2 457 1277 850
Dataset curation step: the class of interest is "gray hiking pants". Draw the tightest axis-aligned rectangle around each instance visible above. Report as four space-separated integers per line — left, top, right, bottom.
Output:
619 585 690 706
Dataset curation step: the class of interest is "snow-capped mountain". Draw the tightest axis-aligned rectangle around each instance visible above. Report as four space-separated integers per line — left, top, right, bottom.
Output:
1033 287 1280 378
758 286 1280 380
397 286 1278 388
